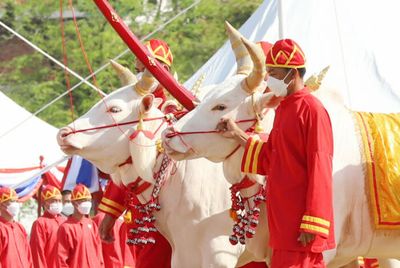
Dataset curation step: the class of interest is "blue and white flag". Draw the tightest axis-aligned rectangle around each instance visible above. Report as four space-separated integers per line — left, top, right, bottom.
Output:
61 155 99 193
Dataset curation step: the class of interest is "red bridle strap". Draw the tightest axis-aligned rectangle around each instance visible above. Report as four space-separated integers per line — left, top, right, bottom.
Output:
127 177 152 195
65 116 166 136
165 118 257 138
230 176 256 192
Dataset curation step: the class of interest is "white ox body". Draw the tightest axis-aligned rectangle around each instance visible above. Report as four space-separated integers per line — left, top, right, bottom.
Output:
163 76 400 267
56 77 256 267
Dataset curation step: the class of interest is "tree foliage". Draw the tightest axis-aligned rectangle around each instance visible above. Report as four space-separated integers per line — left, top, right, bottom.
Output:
0 0 262 127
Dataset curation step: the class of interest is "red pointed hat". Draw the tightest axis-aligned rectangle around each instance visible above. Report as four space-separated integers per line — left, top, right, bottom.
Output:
256 41 273 64
266 39 306 68
41 185 62 201
0 187 18 203
145 39 173 67
71 184 91 201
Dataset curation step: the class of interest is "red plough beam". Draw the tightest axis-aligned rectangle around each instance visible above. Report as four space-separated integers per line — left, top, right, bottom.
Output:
93 0 196 111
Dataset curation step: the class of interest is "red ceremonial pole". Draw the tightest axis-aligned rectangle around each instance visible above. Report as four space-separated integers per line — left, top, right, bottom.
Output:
93 0 196 111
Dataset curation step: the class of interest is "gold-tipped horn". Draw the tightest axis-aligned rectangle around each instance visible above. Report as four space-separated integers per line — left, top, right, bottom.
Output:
134 69 157 96
225 21 252 76
305 65 330 91
241 37 266 94
110 60 137 86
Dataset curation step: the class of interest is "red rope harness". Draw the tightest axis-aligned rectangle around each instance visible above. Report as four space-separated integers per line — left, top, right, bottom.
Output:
64 116 166 136
229 176 266 245
164 118 257 138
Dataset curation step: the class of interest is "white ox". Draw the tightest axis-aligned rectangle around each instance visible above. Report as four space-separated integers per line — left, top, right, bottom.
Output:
56 63 259 267
162 23 400 267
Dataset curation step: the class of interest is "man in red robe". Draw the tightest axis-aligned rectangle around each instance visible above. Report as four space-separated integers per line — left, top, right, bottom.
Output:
134 38 174 106
56 184 104 267
0 186 33 268
217 39 335 267
98 181 172 268
92 210 124 268
30 185 66 268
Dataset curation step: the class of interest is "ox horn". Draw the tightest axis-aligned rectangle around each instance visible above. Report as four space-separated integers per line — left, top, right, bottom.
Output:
134 68 157 96
241 38 266 93
110 60 137 86
225 21 252 76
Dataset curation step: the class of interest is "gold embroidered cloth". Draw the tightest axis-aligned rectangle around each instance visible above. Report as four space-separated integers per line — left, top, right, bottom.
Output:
355 112 400 229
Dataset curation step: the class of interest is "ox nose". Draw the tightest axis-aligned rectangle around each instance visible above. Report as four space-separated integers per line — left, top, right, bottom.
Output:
57 126 74 145
163 126 177 140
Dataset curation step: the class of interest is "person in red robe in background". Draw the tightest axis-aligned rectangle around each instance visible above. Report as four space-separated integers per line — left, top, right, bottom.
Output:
98 38 176 268
92 209 124 267
134 39 173 105
217 39 335 268
30 185 65 268
99 181 172 268
0 186 33 268
56 184 104 267
61 189 74 217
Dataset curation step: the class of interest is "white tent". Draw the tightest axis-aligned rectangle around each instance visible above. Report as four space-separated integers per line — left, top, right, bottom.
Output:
184 0 400 113
0 91 66 186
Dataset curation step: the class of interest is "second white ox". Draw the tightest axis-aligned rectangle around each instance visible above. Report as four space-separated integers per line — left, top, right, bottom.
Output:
56 64 254 267
162 23 400 267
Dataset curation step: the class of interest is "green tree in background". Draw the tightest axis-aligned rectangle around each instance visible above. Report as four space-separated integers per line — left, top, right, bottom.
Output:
0 0 262 127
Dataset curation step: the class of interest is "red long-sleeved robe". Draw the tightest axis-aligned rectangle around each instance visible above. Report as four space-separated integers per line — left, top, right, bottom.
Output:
0 216 33 268
99 181 172 268
30 211 65 268
92 212 124 268
241 88 335 252
56 216 104 268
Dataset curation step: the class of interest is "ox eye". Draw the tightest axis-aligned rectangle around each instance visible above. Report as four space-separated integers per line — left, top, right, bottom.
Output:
212 104 226 111
108 106 122 113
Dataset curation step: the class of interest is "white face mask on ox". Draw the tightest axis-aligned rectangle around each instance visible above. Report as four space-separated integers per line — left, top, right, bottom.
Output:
77 201 92 215
267 69 293 97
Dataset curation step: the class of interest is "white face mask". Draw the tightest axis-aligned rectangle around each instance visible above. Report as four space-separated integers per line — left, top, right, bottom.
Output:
62 202 74 216
77 201 92 215
7 202 20 218
48 202 63 215
136 72 143 81
136 72 159 92
267 70 293 97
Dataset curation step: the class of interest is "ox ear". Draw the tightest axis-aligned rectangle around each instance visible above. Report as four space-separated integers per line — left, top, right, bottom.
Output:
140 94 155 114
140 94 163 114
259 92 284 110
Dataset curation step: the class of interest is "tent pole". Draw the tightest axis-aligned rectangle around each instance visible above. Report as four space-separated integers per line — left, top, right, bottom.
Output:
37 186 42 217
278 0 284 39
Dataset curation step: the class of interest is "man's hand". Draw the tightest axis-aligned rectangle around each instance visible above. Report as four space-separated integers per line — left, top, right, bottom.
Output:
216 118 249 146
215 118 241 138
99 214 116 243
297 232 316 247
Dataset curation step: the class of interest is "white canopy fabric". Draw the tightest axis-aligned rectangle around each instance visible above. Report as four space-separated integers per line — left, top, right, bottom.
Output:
184 0 400 113
0 91 65 170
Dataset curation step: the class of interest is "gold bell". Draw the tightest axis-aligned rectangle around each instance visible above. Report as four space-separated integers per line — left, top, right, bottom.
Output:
255 121 263 133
